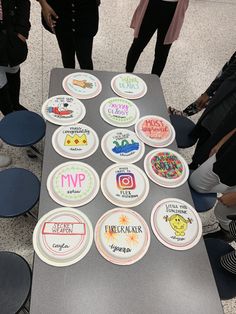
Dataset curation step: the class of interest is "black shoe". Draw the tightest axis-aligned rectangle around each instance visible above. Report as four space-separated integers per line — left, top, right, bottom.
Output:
203 229 234 243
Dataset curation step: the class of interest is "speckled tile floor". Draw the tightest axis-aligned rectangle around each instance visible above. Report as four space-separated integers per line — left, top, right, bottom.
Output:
0 0 236 313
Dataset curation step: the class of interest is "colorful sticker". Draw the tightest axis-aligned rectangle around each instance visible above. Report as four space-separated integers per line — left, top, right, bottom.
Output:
33 207 93 266
62 72 102 99
144 149 189 188
101 129 145 163
101 164 149 207
52 124 99 159
151 198 202 250
41 95 86 125
135 115 175 147
95 208 150 265
111 73 147 99
47 161 100 207
100 97 140 127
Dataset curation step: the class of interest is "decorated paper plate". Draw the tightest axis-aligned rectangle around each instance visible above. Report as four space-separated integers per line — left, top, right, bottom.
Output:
33 207 93 267
95 208 150 265
144 148 189 188
101 129 145 163
135 115 175 147
52 124 99 159
101 163 149 207
111 73 147 99
41 95 86 125
47 161 100 207
100 97 140 127
151 198 202 250
62 72 102 99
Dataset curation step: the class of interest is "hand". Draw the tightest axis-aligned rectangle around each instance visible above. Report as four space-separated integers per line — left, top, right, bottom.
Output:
195 93 209 110
41 2 58 32
17 33 26 42
218 192 236 207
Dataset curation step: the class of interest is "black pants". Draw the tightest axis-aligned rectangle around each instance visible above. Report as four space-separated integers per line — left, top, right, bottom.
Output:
55 30 94 69
126 0 177 77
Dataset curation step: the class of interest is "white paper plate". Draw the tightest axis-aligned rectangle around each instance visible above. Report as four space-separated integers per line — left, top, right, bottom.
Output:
101 129 145 163
95 208 150 265
101 163 149 207
135 115 175 147
100 97 140 127
52 124 99 159
33 207 93 266
144 148 189 188
111 73 147 99
151 198 202 250
47 161 100 207
41 95 86 125
62 72 102 99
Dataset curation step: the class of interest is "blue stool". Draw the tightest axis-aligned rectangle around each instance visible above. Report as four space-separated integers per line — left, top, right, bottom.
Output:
0 110 45 147
0 168 40 218
205 238 236 300
169 115 197 148
0 251 31 314
190 186 217 212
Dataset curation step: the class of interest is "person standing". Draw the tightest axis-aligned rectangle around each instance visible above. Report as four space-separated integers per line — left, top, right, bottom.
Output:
37 0 100 69
126 0 189 77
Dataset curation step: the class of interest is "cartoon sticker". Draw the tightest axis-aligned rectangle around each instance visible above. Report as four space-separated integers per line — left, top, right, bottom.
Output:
62 72 102 99
41 95 86 125
95 208 150 265
101 129 145 163
100 97 140 127
111 73 147 99
33 207 93 266
47 161 100 207
135 115 175 147
101 163 149 207
52 124 99 159
151 198 202 250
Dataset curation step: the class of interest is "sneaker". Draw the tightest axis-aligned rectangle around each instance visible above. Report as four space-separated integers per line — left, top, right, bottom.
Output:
0 154 12 167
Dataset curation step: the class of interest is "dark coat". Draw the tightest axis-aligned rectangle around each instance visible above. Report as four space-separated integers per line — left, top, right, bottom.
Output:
44 0 99 37
0 0 31 66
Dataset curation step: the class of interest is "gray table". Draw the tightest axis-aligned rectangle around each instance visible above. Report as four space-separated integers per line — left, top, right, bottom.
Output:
30 68 223 314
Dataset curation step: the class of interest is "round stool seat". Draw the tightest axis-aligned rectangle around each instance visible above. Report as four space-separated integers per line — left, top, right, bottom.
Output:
0 168 40 217
205 238 236 300
0 251 31 314
190 186 217 212
0 111 45 147
169 115 197 148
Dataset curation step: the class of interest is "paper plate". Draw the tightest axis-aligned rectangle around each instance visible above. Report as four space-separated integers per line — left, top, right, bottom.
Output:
47 161 100 207
101 163 149 207
95 208 150 265
135 115 175 147
100 97 140 127
101 129 145 163
33 207 93 266
52 124 99 159
111 73 147 99
144 148 189 188
151 198 202 250
62 72 102 99
41 95 86 125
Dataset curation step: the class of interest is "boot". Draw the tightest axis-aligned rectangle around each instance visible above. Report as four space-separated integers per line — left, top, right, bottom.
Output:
0 84 14 115
6 69 27 111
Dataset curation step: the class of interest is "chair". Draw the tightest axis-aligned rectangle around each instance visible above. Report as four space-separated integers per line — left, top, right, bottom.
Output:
205 238 236 300
0 168 40 218
0 110 46 158
169 115 197 148
189 186 217 212
0 251 32 314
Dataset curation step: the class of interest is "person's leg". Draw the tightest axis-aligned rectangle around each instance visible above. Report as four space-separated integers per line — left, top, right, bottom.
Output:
6 67 26 111
55 30 76 68
0 68 13 115
74 36 94 70
152 1 177 76
125 0 159 73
